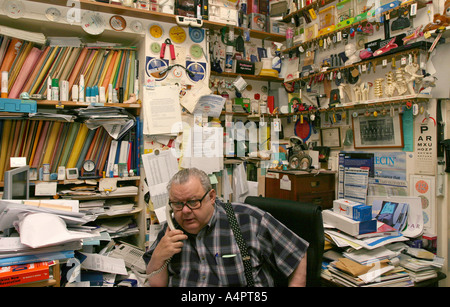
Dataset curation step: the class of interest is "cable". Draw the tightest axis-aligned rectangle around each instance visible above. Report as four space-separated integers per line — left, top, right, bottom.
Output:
159 64 196 78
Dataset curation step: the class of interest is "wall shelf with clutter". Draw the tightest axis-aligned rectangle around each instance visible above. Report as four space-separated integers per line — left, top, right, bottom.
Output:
283 42 430 86
282 0 426 55
27 0 286 42
210 70 284 82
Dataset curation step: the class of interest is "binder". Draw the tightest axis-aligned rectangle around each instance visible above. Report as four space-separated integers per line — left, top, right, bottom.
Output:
106 140 118 177
96 134 112 176
59 122 80 167
0 120 12 181
42 121 62 165
9 47 42 98
22 120 37 162
30 121 50 168
36 121 53 168
28 120 44 167
66 123 89 168
51 122 70 173
0 38 22 72
49 122 66 173
8 42 32 93
29 46 57 95
14 120 28 157
75 128 95 170
21 45 50 94
9 119 22 159
59 47 81 82
102 50 118 98
67 47 88 97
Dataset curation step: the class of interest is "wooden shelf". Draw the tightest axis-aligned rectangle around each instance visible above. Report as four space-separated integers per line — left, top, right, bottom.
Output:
211 71 283 82
283 42 430 85
281 0 336 23
36 100 141 110
282 0 424 54
27 0 286 42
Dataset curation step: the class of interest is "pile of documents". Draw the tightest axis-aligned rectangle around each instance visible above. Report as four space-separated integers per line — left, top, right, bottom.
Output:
321 198 444 287
0 200 95 268
73 106 135 140
0 199 146 287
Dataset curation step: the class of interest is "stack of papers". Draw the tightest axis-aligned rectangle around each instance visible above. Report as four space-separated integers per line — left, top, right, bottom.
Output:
74 106 135 140
322 196 443 286
0 200 96 267
96 217 138 239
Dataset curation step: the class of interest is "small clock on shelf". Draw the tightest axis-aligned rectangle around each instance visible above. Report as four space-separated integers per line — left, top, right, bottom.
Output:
81 159 98 178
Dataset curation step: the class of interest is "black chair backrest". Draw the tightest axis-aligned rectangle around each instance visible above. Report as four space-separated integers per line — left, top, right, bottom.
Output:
245 196 324 287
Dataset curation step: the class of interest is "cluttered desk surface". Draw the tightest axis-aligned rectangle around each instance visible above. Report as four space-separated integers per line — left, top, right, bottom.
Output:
320 198 446 287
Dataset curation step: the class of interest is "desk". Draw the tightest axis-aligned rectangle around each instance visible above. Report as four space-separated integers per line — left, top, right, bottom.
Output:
265 169 336 209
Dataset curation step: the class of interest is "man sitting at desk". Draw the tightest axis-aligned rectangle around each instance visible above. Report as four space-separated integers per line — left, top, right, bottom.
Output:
143 167 309 287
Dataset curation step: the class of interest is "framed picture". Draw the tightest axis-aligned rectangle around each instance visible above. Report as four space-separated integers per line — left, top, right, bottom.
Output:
313 146 330 162
320 127 341 148
352 114 404 149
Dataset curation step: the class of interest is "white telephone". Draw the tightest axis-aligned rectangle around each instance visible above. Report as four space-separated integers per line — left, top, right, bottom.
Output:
147 204 176 278
110 242 147 273
165 203 175 230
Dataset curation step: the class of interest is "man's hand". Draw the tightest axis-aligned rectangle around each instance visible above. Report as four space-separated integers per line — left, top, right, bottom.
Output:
154 228 188 261
146 228 187 287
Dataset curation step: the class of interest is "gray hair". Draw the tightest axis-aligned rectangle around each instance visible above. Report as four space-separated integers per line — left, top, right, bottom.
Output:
167 168 212 192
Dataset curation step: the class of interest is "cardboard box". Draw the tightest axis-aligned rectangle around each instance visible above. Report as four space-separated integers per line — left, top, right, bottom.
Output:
323 210 377 236
0 262 49 287
333 199 372 222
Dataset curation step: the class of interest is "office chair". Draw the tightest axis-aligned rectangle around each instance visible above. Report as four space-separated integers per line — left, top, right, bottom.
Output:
245 196 325 287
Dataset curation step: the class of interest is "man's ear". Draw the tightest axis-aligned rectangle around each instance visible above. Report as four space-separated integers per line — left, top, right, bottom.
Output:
209 189 217 203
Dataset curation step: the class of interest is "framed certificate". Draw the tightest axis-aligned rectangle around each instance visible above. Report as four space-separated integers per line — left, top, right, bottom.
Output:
320 127 341 148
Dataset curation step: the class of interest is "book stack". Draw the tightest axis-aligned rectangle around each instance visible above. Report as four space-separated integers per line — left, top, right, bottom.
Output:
0 261 50 287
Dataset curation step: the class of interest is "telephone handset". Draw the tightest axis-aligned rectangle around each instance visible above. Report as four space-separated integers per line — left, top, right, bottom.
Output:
165 203 175 230
147 204 175 278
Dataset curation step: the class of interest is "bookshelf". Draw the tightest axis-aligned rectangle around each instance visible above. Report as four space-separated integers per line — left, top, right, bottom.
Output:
0 2 145 249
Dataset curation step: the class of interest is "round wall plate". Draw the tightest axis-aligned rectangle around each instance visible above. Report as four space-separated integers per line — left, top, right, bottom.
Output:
81 11 106 35
186 61 206 83
109 15 127 31
149 23 164 40
146 58 169 80
130 20 143 33
169 26 186 44
3 0 25 19
150 42 161 54
190 44 203 59
45 7 61 22
189 27 205 43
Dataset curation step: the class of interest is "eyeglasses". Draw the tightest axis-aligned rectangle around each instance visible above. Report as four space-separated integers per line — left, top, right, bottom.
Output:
168 190 211 211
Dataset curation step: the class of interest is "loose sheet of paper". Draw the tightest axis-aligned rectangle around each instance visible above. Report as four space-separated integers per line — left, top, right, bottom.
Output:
142 150 179 211
143 85 182 135
80 252 128 275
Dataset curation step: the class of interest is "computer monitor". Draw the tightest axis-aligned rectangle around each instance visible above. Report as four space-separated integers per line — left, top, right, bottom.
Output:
2 166 30 200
